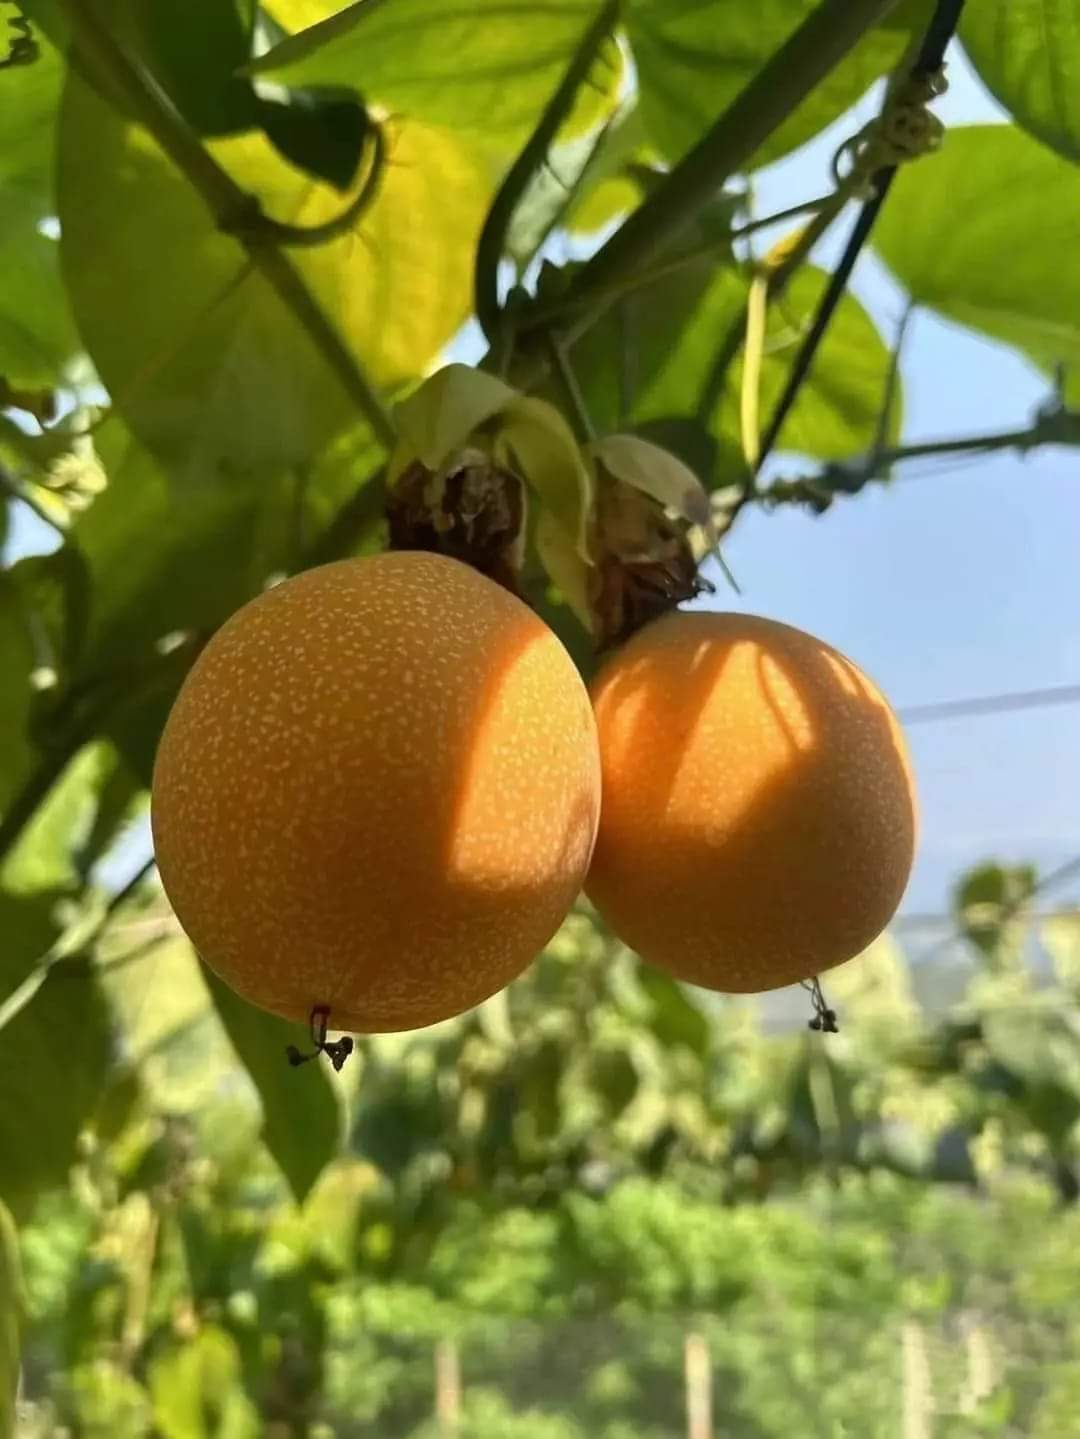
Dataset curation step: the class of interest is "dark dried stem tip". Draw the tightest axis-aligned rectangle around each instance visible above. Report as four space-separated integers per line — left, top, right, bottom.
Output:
285 1005 355 1071
802 976 839 1033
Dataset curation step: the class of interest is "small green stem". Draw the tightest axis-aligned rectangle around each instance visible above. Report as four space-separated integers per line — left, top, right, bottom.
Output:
755 404 1080 512
222 123 387 250
872 299 914 458
733 193 838 246
56 0 397 451
519 192 835 334
546 334 597 443
694 194 848 430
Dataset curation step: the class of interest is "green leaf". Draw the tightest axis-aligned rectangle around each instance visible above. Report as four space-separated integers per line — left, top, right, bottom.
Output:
149 1325 260 1439
255 88 370 192
2 742 109 898
591 433 712 527
572 257 897 478
534 504 592 629
16 425 348 786
140 0 259 136
625 0 906 168
0 574 35 821
0 743 120 1004
57 67 489 483
0 963 114 1218
0 230 79 391
636 967 710 1057
391 363 517 474
589 1045 639 1115
1044 914 1080 989
952 860 1036 970
498 396 593 556
504 37 628 269
983 1009 1080 1106
253 4 373 190
721 265 901 462
962 1 1080 165
873 124 1080 404
250 0 607 139
202 966 342 1202
561 107 656 239
7 538 93 683
0 32 78 386
64 430 282 673
0 1201 19 1439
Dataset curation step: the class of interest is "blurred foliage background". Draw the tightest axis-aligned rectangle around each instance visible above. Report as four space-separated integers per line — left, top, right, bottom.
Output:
7 865 1080 1436
5 0 1080 1433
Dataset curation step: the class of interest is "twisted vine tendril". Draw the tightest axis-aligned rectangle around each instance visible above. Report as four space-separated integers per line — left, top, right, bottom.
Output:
0 2 37 69
831 68 948 197
286 1004 355 1071
802 977 839 1033
756 0 967 468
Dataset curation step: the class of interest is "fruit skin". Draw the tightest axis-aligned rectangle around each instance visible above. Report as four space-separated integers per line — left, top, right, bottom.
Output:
151 552 601 1033
585 610 917 993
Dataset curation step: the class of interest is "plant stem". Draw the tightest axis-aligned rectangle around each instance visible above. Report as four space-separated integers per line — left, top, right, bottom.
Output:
56 0 397 451
474 0 619 341
719 399 1080 536
546 334 597 443
562 0 901 328
694 194 849 434
872 300 914 458
519 192 836 334
754 404 1080 510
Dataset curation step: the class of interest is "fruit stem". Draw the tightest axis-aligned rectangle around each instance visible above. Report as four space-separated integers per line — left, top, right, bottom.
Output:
802 977 839 1033
285 1006 355 1070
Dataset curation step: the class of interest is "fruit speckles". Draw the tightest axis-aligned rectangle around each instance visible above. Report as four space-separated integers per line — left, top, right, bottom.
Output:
151 551 601 1033
585 610 917 994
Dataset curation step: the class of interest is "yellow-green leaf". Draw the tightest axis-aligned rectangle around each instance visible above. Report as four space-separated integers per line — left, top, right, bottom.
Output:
251 0 607 139
534 504 593 629
202 965 342 1202
591 433 712 528
149 1325 260 1439
0 1200 19 1439
0 33 78 386
873 124 1080 405
626 0 906 168
962 0 1080 165
498 396 593 557
390 363 517 477
58 70 491 484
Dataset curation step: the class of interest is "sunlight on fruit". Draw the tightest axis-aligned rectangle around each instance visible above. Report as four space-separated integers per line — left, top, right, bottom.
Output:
586 610 917 992
151 552 601 1032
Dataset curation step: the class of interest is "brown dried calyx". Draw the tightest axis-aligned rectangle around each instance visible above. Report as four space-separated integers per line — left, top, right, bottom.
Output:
387 447 526 596
585 436 719 652
384 364 590 600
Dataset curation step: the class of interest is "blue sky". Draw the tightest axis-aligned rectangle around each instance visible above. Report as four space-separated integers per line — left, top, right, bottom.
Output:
704 51 1080 934
5 47 1078 947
